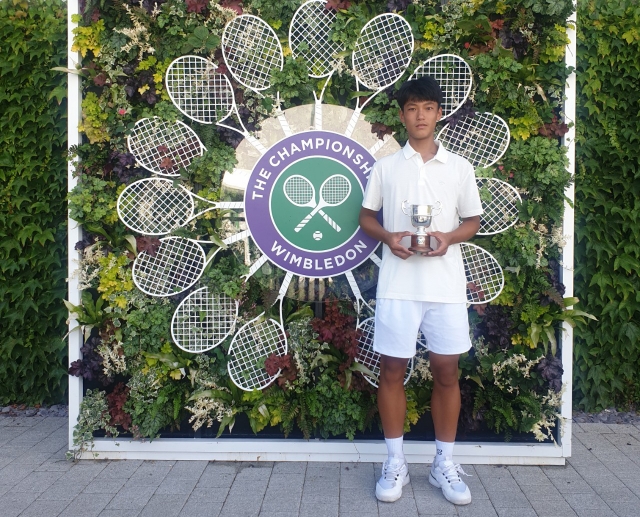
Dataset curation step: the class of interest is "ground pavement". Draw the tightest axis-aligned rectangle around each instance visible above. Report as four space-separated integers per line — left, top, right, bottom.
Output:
1 416 640 517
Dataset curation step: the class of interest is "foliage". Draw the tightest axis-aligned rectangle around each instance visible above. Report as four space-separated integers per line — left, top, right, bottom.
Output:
0 0 68 404
68 389 118 460
574 0 640 410
64 0 575 442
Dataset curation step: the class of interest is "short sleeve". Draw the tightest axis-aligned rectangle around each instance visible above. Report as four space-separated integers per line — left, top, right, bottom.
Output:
457 162 483 218
362 161 383 211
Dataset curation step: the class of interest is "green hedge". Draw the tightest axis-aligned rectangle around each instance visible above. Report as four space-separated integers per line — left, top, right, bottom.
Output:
0 0 68 404
574 0 640 410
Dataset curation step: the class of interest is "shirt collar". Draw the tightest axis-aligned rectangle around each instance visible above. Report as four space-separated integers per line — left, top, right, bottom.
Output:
402 140 449 164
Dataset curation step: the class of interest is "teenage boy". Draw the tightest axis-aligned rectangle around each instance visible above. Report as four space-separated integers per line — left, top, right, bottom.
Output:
359 76 482 505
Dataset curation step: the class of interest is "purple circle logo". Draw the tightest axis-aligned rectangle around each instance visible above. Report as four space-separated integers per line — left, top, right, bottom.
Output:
244 130 378 278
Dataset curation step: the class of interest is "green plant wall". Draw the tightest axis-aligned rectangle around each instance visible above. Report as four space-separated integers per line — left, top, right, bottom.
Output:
65 0 580 446
574 0 640 410
0 0 68 404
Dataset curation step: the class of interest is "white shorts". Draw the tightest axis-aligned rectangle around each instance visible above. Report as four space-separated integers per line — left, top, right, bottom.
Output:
373 298 472 358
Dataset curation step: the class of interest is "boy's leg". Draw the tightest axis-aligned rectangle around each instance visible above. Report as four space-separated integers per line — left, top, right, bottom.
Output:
430 352 461 444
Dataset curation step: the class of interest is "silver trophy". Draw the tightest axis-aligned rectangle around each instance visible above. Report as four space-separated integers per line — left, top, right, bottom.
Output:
401 201 442 256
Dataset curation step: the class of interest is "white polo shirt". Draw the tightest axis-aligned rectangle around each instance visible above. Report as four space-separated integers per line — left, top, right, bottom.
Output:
362 141 483 303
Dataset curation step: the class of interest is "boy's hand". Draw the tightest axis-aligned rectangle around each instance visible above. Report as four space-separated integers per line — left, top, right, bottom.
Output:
384 231 414 260
426 231 452 257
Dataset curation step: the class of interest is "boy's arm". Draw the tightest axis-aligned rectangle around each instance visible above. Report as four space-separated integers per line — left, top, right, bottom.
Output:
359 207 414 260
426 216 481 257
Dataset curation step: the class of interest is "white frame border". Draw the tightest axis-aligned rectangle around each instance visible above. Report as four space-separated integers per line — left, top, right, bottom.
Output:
67 1 576 464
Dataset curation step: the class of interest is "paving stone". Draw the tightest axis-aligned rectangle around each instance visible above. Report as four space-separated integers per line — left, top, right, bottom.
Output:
267 473 305 490
508 465 552 485
105 485 157 510
529 498 579 517
605 500 640 517
95 460 143 479
413 489 457 514
339 462 375 488
196 472 236 489
20 499 70 517
0 463 36 485
127 464 172 486
578 423 615 433
154 477 198 495
256 512 300 517
572 510 617 517
377 492 419 517
518 483 564 500
164 460 208 479
138 494 189 517
58 493 115 517
298 501 338 517
593 486 640 503
272 461 307 474
35 459 75 472
2 491 40 517
456 498 497 517
98 510 142 517
38 480 90 501
82 478 128 494
179 500 223 517
487 489 531 508
219 494 263 515
184 486 230 502
338 486 379 513
305 461 340 470
562 492 610 511
11 470 64 493
496 508 537 517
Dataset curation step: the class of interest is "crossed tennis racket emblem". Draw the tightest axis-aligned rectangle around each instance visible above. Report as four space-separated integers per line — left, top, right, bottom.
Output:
283 174 351 233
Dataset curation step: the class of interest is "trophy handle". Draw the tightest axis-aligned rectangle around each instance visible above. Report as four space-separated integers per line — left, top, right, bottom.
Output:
401 200 411 215
432 201 442 216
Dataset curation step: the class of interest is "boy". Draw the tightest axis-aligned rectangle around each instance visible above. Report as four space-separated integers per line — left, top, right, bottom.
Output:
359 76 482 505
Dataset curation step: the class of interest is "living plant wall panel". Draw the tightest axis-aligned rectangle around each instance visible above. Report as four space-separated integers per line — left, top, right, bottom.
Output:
66 0 581 461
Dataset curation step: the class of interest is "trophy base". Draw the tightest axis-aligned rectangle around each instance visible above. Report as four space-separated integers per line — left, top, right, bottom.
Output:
409 234 432 256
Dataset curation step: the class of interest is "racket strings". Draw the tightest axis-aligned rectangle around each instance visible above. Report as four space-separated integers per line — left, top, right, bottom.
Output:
223 17 282 91
118 179 193 235
412 55 472 117
172 288 237 353
284 176 314 205
477 178 521 235
228 320 287 390
438 113 510 168
354 15 413 89
166 56 234 124
128 118 203 176
461 244 504 303
321 176 350 205
134 238 205 296
290 2 342 78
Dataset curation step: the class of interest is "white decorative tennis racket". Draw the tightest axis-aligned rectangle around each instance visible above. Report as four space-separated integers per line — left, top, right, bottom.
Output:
227 272 294 391
222 14 293 137
127 117 205 177
294 174 351 232
410 54 473 120
117 177 243 235
171 287 239 353
437 112 511 168
461 242 505 304
283 175 341 232
165 55 267 154
132 231 249 297
289 0 344 130
356 317 414 388
344 13 414 138
476 177 522 235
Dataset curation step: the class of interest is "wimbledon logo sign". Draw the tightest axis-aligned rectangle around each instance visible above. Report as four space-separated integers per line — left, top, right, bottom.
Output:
244 130 378 277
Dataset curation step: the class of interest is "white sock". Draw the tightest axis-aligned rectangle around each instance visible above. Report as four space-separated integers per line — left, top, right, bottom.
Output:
435 439 454 465
385 436 404 462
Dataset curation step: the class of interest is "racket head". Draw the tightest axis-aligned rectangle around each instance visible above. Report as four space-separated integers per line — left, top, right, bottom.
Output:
117 177 194 236
352 13 414 90
356 317 414 388
411 54 473 120
320 174 351 206
289 0 344 78
476 177 522 235
171 287 239 353
222 14 283 92
460 242 505 304
165 55 235 125
132 236 206 297
437 112 511 168
283 174 315 207
227 314 288 391
127 117 205 177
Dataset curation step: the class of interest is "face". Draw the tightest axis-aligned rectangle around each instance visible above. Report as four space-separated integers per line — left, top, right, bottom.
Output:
399 99 442 141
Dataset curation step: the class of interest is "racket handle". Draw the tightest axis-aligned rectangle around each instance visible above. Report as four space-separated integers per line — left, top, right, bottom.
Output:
277 111 293 137
344 108 361 138
314 98 322 131
294 205 321 233
245 133 267 154
319 210 341 232
370 253 382 267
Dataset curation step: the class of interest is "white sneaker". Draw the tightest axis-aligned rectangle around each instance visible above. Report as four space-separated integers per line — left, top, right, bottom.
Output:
429 458 472 505
376 457 410 502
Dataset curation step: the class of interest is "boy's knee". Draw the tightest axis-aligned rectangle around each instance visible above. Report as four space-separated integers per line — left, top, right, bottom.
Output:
379 356 408 384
